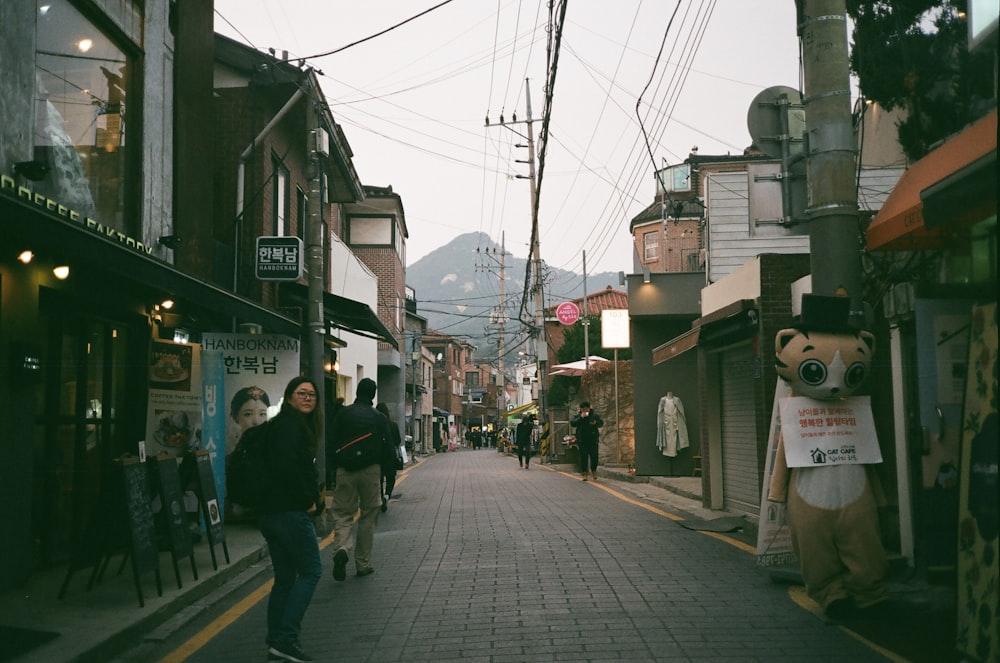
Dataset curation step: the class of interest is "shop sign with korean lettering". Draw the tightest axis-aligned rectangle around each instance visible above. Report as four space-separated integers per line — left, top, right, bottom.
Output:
255 236 303 281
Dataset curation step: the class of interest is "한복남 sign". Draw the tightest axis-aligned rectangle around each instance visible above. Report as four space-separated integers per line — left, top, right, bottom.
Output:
255 236 303 281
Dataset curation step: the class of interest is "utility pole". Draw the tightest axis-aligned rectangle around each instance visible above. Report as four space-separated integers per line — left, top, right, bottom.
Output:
477 233 509 435
798 0 862 322
523 81 549 442
304 76 326 474
485 78 546 440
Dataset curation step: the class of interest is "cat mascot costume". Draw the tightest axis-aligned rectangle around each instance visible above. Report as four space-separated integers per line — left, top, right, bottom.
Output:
767 294 888 620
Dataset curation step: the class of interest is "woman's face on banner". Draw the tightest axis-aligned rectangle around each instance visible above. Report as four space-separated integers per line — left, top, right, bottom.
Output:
235 398 268 431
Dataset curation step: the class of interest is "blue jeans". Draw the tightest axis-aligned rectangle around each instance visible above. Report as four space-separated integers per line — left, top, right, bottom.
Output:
258 511 322 646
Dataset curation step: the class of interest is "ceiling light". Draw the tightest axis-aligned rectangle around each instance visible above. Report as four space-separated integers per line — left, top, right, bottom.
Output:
160 299 175 310
18 250 34 264
53 265 70 280
77 39 93 53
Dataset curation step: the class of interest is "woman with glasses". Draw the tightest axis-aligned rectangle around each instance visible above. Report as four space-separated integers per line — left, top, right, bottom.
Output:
257 376 324 663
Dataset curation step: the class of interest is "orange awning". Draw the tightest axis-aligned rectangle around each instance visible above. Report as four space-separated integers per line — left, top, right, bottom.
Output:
867 108 997 251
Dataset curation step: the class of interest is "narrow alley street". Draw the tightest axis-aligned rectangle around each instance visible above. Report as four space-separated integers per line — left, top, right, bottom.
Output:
124 450 893 663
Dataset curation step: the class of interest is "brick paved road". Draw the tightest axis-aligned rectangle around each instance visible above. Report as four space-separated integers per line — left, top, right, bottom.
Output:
179 450 891 662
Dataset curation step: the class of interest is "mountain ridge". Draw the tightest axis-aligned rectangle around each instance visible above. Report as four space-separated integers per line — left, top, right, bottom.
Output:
406 232 622 359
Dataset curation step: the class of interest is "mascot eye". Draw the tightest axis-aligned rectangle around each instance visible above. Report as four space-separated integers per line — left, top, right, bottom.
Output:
798 359 827 386
845 362 867 388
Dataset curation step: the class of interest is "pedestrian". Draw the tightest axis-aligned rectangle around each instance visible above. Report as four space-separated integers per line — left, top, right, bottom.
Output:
323 393 345 490
258 376 324 663
328 378 393 581
375 402 404 512
571 401 603 481
515 414 534 469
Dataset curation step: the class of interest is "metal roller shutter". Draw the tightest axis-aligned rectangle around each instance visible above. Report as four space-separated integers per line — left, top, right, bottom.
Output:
720 346 759 516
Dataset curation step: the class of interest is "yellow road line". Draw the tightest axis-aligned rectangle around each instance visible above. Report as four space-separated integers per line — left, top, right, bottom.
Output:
156 581 272 663
157 467 412 662
787 586 911 663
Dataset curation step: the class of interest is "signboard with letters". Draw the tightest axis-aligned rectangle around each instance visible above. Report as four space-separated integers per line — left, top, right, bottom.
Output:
778 395 882 467
255 236 303 281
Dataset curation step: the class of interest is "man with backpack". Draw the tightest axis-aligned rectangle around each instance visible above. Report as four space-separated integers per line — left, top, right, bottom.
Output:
328 378 393 581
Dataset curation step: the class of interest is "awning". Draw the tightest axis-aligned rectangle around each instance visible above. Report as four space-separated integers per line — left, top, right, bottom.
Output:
867 109 997 251
504 402 538 418
652 327 700 365
280 282 398 348
1 192 301 336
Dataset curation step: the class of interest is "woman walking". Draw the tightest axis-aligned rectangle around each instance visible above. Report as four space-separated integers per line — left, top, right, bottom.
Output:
259 376 324 662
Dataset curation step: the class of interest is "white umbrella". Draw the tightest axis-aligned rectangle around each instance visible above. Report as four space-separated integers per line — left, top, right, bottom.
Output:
548 356 610 376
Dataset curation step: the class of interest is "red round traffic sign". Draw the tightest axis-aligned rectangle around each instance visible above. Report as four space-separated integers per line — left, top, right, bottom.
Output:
556 301 580 325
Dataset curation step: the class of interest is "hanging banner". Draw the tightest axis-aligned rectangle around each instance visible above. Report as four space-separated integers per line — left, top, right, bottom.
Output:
201 333 301 519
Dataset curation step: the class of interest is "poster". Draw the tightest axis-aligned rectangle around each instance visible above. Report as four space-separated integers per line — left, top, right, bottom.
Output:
777 396 882 467
200 333 301 518
757 380 796 567
956 303 998 662
145 341 202 458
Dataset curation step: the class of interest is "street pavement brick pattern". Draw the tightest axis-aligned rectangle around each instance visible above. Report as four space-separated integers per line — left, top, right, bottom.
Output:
185 451 890 662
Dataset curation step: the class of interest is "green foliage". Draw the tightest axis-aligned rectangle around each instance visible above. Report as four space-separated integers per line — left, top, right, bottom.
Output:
847 0 995 161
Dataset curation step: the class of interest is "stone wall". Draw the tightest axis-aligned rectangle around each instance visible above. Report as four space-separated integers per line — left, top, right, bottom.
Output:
579 360 634 467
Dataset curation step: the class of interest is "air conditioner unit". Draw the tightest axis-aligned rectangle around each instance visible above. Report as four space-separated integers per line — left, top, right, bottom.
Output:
312 128 329 157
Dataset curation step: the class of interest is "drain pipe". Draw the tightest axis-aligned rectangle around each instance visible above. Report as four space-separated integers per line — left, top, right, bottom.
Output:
233 86 307 293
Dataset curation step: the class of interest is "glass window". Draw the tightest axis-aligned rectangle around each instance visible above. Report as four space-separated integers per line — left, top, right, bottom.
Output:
349 216 393 245
34 0 134 229
465 372 480 387
643 231 659 261
272 158 289 235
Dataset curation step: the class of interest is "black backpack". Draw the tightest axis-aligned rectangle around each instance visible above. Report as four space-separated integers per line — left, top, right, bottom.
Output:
227 420 275 510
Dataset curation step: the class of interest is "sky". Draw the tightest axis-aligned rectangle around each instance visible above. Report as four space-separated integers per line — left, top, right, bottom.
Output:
212 1 802 277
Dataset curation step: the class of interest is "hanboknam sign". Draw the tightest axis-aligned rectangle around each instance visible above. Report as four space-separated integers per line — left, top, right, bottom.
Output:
255 236 303 281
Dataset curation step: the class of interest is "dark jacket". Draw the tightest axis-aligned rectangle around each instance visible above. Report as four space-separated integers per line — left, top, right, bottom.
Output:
330 397 393 471
570 410 604 446
259 411 321 514
515 419 533 448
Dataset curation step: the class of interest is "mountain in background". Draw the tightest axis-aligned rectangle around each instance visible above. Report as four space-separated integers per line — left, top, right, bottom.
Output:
406 232 621 361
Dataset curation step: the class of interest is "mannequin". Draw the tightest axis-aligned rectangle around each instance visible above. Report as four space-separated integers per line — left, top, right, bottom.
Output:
656 392 689 457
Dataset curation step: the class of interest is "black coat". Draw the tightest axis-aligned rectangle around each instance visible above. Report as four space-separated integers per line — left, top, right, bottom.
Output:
570 410 604 445
259 411 321 514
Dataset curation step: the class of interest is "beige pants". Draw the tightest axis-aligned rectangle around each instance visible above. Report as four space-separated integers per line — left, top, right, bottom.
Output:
331 464 382 571
786 469 888 610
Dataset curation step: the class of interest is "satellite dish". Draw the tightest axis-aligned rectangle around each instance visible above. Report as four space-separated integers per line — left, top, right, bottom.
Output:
747 85 805 160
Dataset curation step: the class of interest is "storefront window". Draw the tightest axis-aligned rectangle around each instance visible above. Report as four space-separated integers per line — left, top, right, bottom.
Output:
34 0 131 229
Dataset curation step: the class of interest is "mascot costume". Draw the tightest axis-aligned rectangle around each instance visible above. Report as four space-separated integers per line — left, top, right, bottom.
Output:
768 294 888 620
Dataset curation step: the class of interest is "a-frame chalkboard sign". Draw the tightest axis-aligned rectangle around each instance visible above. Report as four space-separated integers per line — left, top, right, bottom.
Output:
193 451 230 569
117 455 163 606
150 454 198 587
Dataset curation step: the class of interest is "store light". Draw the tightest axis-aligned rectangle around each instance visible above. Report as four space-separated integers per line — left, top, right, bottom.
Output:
52 265 70 280
160 299 175 310
18 250 34 264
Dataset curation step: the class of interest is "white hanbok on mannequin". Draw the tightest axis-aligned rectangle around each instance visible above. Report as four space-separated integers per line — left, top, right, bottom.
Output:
655 392 689 457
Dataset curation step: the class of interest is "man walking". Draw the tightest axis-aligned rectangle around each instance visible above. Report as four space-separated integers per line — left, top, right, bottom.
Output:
328 378 392 580
571 401 603 481
515 414 534 469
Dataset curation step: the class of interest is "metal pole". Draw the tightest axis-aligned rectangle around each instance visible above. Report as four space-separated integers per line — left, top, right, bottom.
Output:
614 348 620 464
583 250 589 369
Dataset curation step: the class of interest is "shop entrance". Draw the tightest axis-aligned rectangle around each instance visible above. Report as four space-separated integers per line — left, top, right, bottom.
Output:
33 312 144 567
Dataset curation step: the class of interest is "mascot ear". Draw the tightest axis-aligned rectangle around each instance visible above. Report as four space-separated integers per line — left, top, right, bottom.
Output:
775 328 798 354
859 329 875 353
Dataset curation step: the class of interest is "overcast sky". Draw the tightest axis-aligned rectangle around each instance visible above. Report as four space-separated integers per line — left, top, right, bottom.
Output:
212 1 803 280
